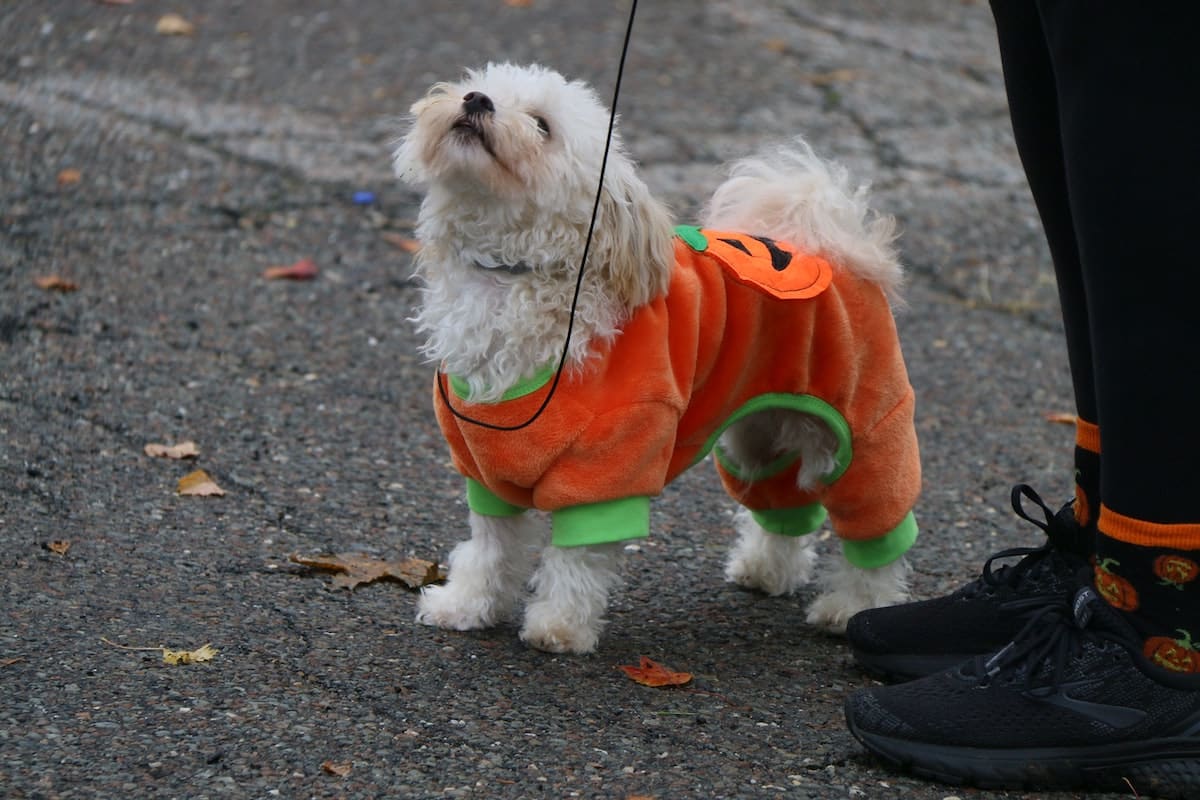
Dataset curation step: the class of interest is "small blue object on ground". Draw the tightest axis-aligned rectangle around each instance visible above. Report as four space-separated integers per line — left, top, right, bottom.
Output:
352 190 376 205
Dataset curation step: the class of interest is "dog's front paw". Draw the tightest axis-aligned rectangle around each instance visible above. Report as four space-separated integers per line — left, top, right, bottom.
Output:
804 591 862 633
519 602 600 654
415 584 508 631
805 580 908 634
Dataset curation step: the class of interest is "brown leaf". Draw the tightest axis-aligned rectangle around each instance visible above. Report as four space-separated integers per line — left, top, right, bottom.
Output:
380 232 422 253
263 258 318 281
177 469 226 497
45 540 71 555
144 441 200 459
619 656 693 688
504 0 534 6
56 168 82 186
799 68 862 87
1044 411 1078 425
1 657 25 667
34 275 79 293
322 761 352 778
155 13 195 36
290 552 445 590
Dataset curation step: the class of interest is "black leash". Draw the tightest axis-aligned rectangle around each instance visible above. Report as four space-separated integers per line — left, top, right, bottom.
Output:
436 0 639 431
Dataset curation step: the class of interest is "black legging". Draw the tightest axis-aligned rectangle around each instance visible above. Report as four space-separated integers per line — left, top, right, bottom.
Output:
990 1 1200 525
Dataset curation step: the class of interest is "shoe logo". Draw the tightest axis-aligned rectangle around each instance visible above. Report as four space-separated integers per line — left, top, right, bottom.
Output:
1028 680 1148 729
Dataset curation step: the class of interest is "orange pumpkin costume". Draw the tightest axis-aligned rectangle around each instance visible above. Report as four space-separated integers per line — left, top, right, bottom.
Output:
435 226 921 569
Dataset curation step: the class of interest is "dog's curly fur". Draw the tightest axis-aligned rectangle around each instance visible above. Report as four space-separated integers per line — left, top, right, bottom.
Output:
396 62 912 654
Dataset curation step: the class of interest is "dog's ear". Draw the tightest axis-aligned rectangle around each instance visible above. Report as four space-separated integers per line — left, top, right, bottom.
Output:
592 160 675 309
392 95 441 187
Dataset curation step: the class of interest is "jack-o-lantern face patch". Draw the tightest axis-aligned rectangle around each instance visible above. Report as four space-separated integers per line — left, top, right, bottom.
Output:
676 226 833 301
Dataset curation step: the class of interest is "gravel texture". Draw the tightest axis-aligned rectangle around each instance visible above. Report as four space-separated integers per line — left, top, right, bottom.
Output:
2 2 1117 798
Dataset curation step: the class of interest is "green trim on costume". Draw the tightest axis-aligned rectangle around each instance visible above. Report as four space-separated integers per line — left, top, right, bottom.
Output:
450 365 556 403
695 393 853 484
751 504 828 537
674 224 708 251
466 478 526 517
551 497 650 547
841 511 919 569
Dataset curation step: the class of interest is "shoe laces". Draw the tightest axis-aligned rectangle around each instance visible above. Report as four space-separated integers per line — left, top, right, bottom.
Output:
971 585 1123 691
961 484 1073 602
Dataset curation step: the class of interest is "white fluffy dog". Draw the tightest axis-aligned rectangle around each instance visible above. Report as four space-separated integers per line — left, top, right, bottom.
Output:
395 62 920 654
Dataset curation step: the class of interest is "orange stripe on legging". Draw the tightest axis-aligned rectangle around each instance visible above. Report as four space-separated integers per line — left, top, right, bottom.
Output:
1075 418 1101 454
1099 504 1200 549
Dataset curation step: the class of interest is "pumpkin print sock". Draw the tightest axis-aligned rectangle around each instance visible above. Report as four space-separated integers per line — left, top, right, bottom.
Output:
1092 507 1200 674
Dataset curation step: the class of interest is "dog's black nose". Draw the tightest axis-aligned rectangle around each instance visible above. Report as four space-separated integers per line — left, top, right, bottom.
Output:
462 92 495 115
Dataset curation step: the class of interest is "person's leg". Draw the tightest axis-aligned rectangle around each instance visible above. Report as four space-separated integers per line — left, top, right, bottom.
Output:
1034 0 1200 662
844 3 1200 794
991 0 1100 531
845 0 1089 682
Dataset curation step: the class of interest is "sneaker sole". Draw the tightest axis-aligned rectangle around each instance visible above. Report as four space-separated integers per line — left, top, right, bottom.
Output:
846 709 1200 798
850 648 977 683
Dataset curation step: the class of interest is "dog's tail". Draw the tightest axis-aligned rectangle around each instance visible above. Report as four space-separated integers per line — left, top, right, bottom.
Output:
701 140 903 302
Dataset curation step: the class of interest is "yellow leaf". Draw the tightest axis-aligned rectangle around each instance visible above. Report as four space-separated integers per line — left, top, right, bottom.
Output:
290 552 445 590
161 643 218 664
177 469 226 497
144 440 200 459
46 540 71 555
155 13 195 36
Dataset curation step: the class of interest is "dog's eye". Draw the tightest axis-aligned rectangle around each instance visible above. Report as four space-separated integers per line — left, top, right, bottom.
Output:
533 115 551 136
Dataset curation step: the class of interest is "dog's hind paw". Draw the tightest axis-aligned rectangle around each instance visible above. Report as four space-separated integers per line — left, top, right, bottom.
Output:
415 585 505 630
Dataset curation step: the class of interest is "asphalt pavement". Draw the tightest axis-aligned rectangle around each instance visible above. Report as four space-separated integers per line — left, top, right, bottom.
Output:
2 2 1117 798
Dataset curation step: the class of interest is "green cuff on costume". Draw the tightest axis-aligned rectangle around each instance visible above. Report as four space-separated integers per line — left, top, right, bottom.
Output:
551 497 650 547
466 478 526 517
751 504 828 537
841 511 919 569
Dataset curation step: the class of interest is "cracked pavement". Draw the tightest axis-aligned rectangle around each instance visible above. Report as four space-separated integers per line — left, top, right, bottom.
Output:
2 2 1112 799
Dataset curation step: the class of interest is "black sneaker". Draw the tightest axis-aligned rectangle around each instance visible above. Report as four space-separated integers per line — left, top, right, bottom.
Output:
844 583 1200 798
847 484 1088 681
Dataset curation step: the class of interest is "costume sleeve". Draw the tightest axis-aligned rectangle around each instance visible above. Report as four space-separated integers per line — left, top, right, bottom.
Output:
533 401 680 547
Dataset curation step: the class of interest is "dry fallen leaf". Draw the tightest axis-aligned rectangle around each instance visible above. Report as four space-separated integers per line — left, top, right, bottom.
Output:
380 232 422 253
263 258 318 281
100 637 218 665
1044 411 1078 425
144 441 200 459
799 68 862 87
504 0 534 6
619 656 693 688
56 168 82 186
1 657 25 667
177 469 226 497
322 761 352 778
155 13 195 36
34 275 80 292
162 643 218 665
290 552 445 590
46 540 71 555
